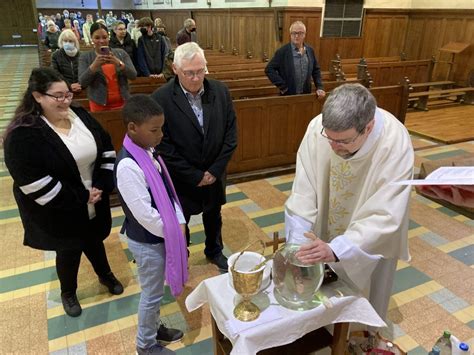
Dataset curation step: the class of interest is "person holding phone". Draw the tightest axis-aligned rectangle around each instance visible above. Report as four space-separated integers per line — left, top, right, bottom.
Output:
79 22 137 112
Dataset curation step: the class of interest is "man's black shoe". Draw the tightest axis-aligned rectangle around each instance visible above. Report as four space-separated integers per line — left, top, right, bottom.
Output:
61 292 82 317
99 272 124 295
156 323 184 344
206 253 228 271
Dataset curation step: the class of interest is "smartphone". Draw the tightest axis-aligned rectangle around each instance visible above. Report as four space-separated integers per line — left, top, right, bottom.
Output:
100 46 110 55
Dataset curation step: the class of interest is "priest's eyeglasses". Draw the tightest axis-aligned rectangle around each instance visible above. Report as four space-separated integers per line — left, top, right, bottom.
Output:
44 92 74 102
290 31 305 36
181 68 206 78
320 127 363 145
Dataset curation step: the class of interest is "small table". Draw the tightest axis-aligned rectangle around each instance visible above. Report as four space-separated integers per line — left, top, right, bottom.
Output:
186 274 385 355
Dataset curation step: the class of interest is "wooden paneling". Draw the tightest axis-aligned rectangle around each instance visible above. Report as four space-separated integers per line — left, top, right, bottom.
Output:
1 0 37 45
361 13 409 58
194 10 278 60
319 37 363 71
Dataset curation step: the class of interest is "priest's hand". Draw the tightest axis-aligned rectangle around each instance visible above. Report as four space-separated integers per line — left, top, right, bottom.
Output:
295 234 336 264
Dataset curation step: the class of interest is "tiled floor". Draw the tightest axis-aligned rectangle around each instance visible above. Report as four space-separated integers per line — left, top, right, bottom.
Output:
0 47 473 354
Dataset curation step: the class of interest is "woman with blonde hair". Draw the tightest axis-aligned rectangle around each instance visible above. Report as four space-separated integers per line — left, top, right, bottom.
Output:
52 29 82 92
44 20 60 51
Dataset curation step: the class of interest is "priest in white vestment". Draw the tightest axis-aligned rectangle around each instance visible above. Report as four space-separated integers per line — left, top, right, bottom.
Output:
286 83 414 320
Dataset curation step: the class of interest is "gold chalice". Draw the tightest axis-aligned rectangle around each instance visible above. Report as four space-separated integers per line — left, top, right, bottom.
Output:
230 251 266 322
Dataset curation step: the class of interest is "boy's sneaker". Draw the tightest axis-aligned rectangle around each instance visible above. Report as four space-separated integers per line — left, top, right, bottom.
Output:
99 272 124 295
156 323 184 344
136 344 176 355
61 292 82 317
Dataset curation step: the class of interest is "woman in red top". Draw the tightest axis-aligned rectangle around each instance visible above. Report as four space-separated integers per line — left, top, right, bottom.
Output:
78 23 136 112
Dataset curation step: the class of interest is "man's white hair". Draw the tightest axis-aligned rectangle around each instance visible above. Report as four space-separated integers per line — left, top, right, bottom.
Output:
173 42 207 68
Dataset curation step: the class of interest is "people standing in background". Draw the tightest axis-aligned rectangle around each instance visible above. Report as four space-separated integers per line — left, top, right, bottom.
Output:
265 21 325 98
78 23 137 112
51 29 82 92
63 19 80 41
44 20 60 51
130 20 142 45
73 19 82 38
151 43 238 271
176 18 196 45
109 21 137 71
136 17 166 78
82 14 94 46
156 24 172 55
4 67 124 318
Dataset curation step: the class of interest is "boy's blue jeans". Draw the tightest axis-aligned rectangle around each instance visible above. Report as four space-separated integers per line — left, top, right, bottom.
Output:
127 238 166 349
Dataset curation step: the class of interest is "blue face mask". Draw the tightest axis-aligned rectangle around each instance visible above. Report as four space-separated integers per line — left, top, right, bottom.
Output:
63 42 75 51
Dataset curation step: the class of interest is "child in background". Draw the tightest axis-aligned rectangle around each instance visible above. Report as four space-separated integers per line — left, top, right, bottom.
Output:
114 94 188 355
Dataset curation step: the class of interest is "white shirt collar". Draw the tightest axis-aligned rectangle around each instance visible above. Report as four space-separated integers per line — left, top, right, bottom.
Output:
351 107 384 159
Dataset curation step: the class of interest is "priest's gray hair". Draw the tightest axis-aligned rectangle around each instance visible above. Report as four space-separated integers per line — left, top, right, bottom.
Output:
173 42 207 69
322 83 376 132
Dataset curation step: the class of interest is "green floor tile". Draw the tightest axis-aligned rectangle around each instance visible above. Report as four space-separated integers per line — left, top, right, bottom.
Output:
425 149 467 161
0 266 57 293
391 266 431 295
436 206 459 217
47 286 175 340
448 244 474 266
0 207 19 220
409 220 421 229
274 181 293 192
176 338 213 355
226 191 247 203
252 211 284 228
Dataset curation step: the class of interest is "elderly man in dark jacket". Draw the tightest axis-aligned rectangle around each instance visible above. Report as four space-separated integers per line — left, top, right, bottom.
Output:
265 21 325 98
151 42 237 271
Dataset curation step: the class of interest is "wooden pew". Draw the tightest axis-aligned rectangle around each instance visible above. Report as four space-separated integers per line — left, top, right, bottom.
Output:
330 54 406 80
222 77 272 89
409 87 474 111
228 82 409 175
207 62 267 73
358 58 435 87
90 82 409 175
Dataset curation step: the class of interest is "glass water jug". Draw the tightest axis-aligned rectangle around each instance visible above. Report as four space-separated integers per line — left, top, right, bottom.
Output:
272 229 324 310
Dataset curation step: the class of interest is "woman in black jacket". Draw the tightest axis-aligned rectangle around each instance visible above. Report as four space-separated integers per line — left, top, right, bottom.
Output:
109 21 137 70
44 20 60 51
3 67 123 318
51 29 81 92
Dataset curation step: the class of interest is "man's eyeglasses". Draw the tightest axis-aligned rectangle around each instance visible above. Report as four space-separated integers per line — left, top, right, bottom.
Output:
181 68 206 78
44 92 74 102
320 127 364 145
290 31 305 36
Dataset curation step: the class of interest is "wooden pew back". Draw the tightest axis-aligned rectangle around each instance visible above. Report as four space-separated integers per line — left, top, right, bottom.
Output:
359 58 435 87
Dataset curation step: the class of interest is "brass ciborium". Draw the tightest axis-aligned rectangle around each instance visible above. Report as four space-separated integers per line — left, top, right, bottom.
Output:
230 251 266 322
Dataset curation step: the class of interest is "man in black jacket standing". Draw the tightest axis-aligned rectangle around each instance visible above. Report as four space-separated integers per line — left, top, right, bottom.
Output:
265 21 326 98
151 42 237 271
136 17 166 78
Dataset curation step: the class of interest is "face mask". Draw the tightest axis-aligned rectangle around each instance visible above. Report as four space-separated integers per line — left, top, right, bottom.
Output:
140 27 148 35
63 42 75 51
189 28 196 32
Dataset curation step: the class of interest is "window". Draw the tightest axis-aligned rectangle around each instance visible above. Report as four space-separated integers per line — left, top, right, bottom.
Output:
322 0 364 37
